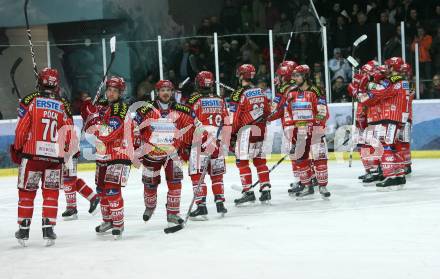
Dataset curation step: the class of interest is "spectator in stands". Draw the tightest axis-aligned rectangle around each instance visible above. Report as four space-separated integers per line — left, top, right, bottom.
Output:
257 76 272 100
197 18 212 35
241 3 253 32
384 24 402 59
351 12 374 64
72 91 90 115
425 74 440 99
256 63 270 82
386 0 398 25
136 73 155 101
293 4 318 33
240 35 260 66
252 0 266 31
312 62 325 91
332 76 350 103
328 2 342 28
430 26 440 74
349 3 361 23
379 10 395 48
221 0 240 33
331 15 351 51
274 12 293 44
406 8 420 40
210 16 225 34
329 48 352 82
265 0 280 30
411 26 432 79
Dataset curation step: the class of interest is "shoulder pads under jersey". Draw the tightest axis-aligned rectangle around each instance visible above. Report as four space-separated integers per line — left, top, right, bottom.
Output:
60 98 73 118
230 87 245 103
21 92 41 106
110 101 129 118
173 103 191 114
310 85 323 97
187 93 203 105
389 75 403 83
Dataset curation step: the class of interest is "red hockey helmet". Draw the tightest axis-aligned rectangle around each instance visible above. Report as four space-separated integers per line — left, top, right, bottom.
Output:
106 76 126 92
280 60 298 71
400 63 412 77
195 71 214 89
155 79 174 91
276 65 293 83
360 60 378 75
293 64 310 76
38 67 60 90
384 57 404 72
236 64 256 80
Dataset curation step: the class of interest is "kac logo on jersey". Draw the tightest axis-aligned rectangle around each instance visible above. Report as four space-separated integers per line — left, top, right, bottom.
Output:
108 117 121 130
36 98 62 112
245 89 262 98
18 105 26 118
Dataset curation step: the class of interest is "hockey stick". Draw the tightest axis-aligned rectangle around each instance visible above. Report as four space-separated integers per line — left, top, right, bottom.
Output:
215 81 235 92
231 154 288 192
282 31 294 62
164 125 223 234
24 0 38 86
348 34 367 167
178 77 190 89
92 36 116 105
10 57 23 99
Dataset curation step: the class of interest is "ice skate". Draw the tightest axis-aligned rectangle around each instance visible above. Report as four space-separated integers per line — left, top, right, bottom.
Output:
216 201 228 217
167 214 184 227
42 218 56 247
259 183 271 204
288 181 304 196
62 208 78 221
88 196 100 215
234 191 256 206
319 186 331 199
112 226 124 240
15 219 30 247
362 173 384 186
143 207 155 222
189 204 208 221
296 185 315 200
95 221 113 234
376 176 406 192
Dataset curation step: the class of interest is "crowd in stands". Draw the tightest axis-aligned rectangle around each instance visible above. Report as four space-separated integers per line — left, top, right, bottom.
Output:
71 0 440 114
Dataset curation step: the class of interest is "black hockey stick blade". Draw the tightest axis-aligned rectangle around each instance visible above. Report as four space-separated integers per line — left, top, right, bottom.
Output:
164 224 183 234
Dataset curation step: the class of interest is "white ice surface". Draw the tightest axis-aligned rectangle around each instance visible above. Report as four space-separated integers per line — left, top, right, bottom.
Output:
0 159 439 279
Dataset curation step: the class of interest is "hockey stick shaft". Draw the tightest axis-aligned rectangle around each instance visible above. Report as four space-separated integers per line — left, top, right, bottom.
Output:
24 0 38 85
247 154 288 190
10 57 23 99
348 34 367 167
165 125 223 234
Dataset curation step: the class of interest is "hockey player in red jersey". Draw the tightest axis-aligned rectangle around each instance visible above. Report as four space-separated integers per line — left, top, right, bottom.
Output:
354 57 409 190
61 151 100 220
349 61 383 184
285 65 330 198
81 76 132 239
186 71 229 219
133 80 194 227
10 68 73 246
396 62 413 175
229 64 272 205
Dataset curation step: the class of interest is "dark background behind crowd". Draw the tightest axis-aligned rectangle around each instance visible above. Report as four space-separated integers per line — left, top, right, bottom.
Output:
69 0 440 115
